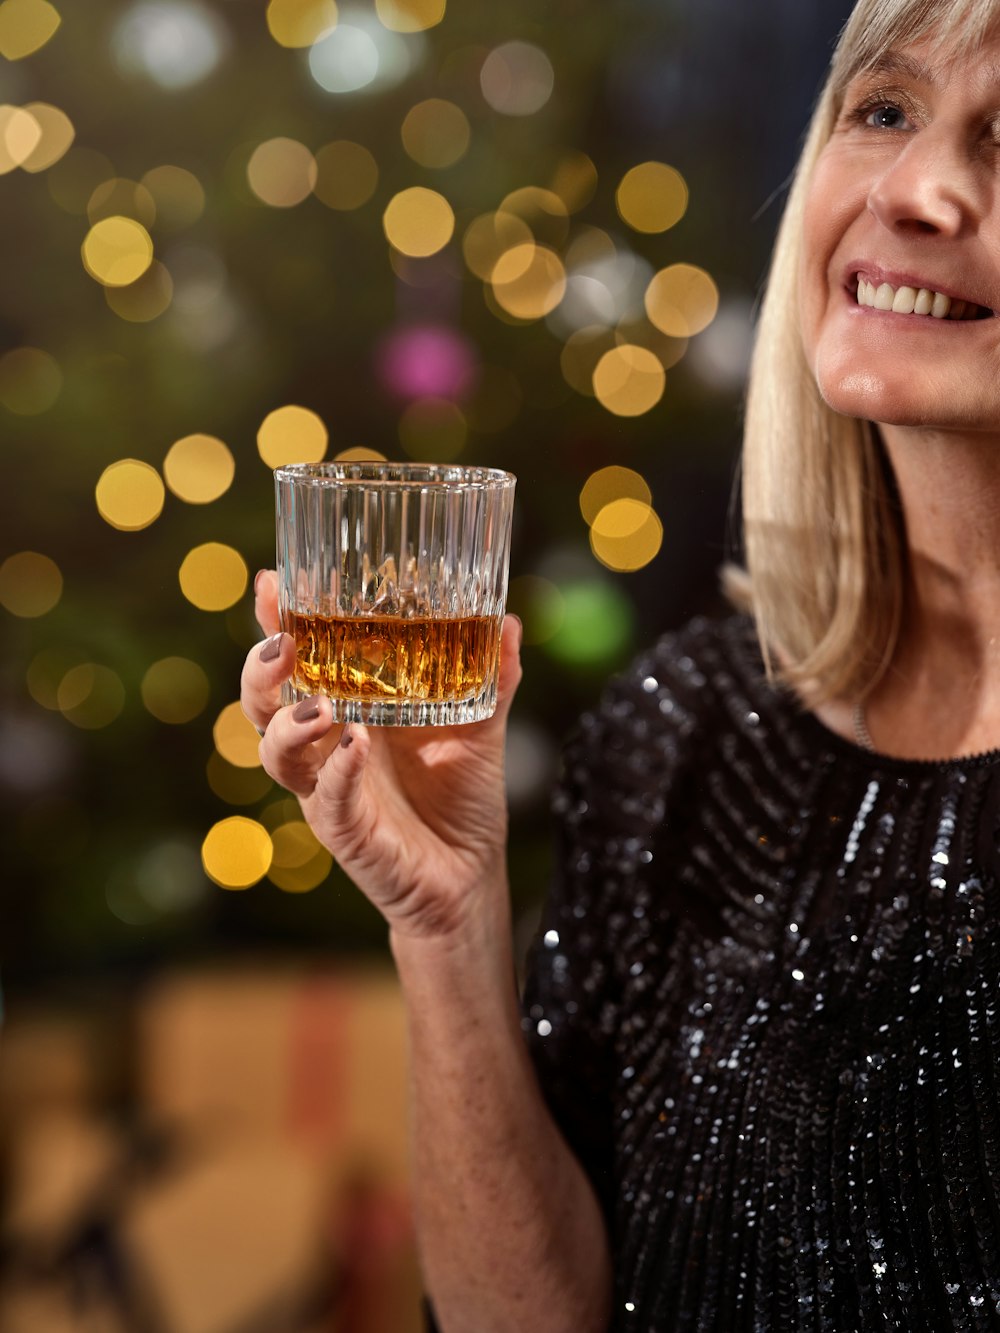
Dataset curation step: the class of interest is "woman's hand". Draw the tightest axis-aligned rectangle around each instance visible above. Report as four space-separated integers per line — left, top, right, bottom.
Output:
240 571 522 941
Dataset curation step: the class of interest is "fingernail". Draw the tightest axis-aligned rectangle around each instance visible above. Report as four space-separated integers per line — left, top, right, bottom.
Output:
254 569 266 594
508 613 523 647
293 697 321 723
340 726 353 749
260 632 284 663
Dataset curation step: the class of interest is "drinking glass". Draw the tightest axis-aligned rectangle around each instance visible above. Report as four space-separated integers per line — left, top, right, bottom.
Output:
275 462 516 725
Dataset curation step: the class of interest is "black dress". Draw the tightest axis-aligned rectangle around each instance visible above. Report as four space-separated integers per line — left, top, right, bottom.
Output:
522 614 1000 1331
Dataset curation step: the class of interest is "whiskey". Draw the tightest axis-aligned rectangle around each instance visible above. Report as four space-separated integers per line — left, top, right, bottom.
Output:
287 609 502 704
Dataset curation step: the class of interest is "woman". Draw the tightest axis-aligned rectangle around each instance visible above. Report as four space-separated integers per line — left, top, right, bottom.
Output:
242 0 1000 1325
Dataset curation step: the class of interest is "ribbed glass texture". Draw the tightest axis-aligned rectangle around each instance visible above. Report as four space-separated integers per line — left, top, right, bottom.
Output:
275 462 516 725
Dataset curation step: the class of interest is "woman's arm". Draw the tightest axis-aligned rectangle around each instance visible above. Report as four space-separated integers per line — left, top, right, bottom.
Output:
241 574 612 1333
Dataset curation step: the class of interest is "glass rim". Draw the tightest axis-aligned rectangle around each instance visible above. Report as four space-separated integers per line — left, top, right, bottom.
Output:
274 461 516 490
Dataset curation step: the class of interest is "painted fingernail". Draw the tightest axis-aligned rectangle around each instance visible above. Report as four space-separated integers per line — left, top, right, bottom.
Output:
340 726 353 749
293 697 321 723
260 632 284 663
254 569 267 595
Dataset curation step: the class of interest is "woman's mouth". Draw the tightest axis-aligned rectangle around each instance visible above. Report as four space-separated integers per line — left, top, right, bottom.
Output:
854 275 994 321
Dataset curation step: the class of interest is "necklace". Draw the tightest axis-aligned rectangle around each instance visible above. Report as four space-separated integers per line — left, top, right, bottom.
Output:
852 700 875 753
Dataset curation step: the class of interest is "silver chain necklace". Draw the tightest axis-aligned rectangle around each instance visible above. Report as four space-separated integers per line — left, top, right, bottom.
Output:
852 700 875 752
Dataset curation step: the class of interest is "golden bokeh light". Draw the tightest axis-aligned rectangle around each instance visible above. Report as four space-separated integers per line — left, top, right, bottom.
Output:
505 574 565 646
104 260 173 323
313 140 378 211
375 0 445 32
82 216 154 287
461 210 533 281
616 317 690 371
590 498 664 572
57 663 126 730
247 137 317 208
141 164 205 228
95 459 165 531
202 816 273 890
549 151 598 213
0 550 62 617
47 145 113 214
559 325 616 397
207 751 274 805
19 101 73 172
398 397 467 462
164 433 235 504
592 344 665 417
268 820 332 892
0 104 41 173
141 656 211 724
257 404 328 468
383 186 454 258
0 346 61 414
266 0 337 47
179 543 249 612
579 465 653 524
498 186 569 247
401 98 470 169
213 700 262 768
335 445 387 461
616 161 688 234
0 0 60 61
645 263 720 337
490 243 566 321
27 647 80 710
87 177 156 227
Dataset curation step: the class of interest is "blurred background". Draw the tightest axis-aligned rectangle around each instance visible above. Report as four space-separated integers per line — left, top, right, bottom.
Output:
0 1 851 1328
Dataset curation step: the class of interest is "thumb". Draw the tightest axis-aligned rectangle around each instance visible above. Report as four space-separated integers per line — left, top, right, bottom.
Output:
493 613 523 722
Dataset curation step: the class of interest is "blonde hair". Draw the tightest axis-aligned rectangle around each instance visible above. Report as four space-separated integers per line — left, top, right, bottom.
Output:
738 0 1000 704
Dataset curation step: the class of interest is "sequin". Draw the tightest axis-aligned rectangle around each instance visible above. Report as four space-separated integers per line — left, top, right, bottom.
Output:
522 615 1000 1332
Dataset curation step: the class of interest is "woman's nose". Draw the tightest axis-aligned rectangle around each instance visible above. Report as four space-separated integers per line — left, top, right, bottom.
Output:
867 128 979 236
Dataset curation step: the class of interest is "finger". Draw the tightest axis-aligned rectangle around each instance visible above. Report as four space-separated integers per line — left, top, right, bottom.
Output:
258 694 343 798
254 569 280 637
493 613 524 719
240 630 295 733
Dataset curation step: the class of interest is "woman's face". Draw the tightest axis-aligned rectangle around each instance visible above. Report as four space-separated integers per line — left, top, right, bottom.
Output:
800 30 1000 433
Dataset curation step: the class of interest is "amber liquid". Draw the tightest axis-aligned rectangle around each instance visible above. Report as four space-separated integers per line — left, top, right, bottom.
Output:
288 610 502 703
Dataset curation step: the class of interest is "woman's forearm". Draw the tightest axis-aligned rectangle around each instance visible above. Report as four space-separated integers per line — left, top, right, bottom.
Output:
391 889 613 1333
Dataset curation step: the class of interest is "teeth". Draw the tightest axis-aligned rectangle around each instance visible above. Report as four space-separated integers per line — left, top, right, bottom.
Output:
855 275 987 319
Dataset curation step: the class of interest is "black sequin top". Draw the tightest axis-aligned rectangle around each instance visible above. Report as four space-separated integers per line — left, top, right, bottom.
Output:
522 614 1000 1331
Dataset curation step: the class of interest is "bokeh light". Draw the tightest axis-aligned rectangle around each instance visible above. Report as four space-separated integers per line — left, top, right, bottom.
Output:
0 550 63 618
559 326 616 396
19 102 74 173
383 186 454 258
552 248 653 335
490 243 566 321
87 177 156 227
140 164 205 227
213 700 262 768
257 404 328 468
95 459 165 531
579 465 652 523
377 324 476 401
57 663 126 730
82 215 154 287
207 751 274 805
480 41 554 116
0 104 42 173
112 1 229 91
505 573 565 646
645 263 719 337
462 210 533 282
398 397 466 461
267 820 332 892
0 0 61 61
178 543 248 612
616 161 688 233
544 580 633 665
201 816 273 889
309 9 417 95
266 0 337 47
401 98 470 168
498 186 568 247
589 497 663 571
592 343 665 416
375 0 444 32
104 260 173 322
313 139 378 210
247 137 317 207
27 647 81 710
163 433 235 503
335 446 387 461
0 346 61 414
141 656 211 724
549 151 598 213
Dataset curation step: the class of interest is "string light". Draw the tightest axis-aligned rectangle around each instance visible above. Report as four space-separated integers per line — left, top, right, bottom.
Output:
95 460 165 531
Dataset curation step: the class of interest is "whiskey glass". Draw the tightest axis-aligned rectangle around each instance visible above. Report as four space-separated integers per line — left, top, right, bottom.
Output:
274 462 516 725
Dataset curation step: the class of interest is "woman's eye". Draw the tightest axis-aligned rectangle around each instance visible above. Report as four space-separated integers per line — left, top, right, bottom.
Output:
865 103 912 130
